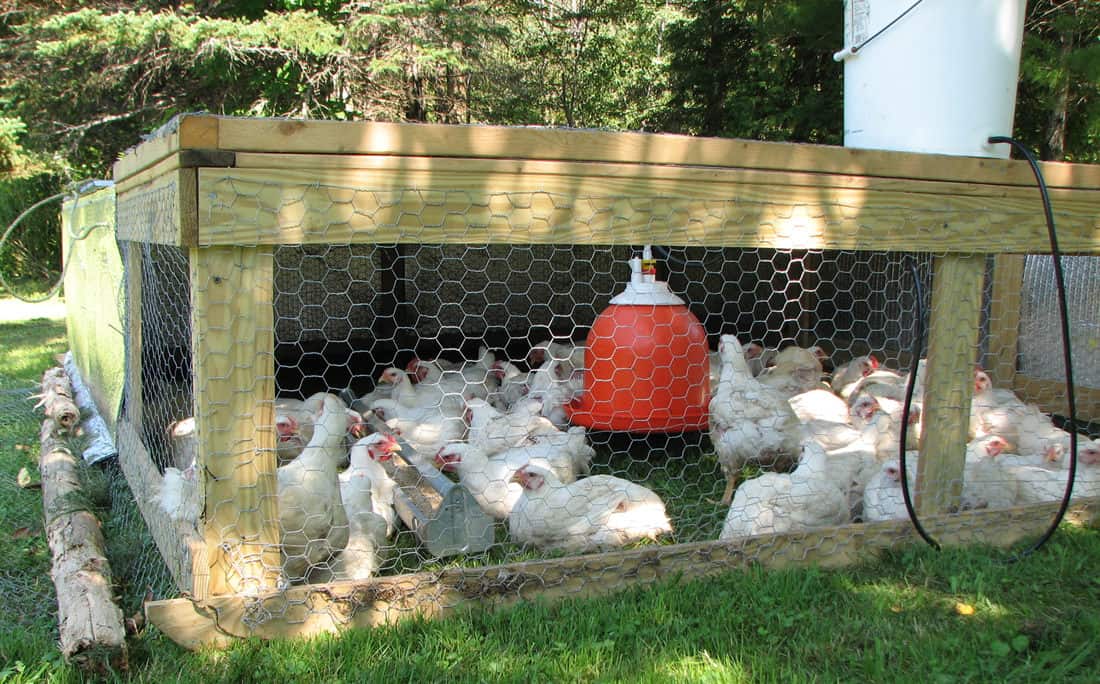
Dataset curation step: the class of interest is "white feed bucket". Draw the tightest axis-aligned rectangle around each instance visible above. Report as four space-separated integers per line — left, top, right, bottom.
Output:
837 0 1027 158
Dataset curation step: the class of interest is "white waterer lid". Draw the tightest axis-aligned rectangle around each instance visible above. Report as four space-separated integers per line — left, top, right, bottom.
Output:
609 246 687 306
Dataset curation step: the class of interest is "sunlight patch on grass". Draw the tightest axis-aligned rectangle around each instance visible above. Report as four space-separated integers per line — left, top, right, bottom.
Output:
656 652 749 684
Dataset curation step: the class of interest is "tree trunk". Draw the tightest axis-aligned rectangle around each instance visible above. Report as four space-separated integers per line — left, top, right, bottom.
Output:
38 367 128 672
1042 31 1073 162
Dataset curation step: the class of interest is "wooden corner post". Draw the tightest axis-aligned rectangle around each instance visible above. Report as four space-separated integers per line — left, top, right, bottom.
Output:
917 253 985 517
191 245 280 597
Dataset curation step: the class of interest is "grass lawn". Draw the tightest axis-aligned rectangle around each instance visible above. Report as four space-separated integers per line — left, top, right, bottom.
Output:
2 295 1100 683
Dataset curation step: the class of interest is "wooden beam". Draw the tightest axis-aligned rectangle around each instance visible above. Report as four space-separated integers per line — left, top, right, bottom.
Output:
917 254 985 515
228 152 1099 202
130 114 1100 191
113 115 220 183
116 419 205 595
987 255 1027 387
196 167 1100 253
115 166 195 246
191 246 280 598
147 496 1100 650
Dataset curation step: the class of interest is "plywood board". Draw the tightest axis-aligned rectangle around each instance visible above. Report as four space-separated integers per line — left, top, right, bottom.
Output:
62 187 125 432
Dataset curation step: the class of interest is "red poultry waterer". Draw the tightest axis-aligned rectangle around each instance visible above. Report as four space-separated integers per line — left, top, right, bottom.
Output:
566 247 710 433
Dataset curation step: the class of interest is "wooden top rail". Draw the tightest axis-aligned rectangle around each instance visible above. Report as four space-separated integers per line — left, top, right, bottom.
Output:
115 114 1100 190
111 114 1100 253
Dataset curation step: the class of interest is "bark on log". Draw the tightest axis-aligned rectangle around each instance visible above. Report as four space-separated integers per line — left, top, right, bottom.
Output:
38 367 128 672
37 366 80 431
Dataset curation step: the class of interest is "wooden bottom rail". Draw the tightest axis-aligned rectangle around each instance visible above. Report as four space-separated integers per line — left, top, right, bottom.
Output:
147 496 1100 650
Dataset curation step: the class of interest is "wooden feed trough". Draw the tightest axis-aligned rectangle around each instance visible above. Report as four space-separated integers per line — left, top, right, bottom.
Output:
74 114 1100 648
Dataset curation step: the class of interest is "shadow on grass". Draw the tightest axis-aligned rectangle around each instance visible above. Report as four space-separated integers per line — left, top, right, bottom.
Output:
112 525 1100 683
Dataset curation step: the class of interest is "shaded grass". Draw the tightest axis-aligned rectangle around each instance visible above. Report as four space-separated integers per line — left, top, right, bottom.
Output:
0 315 69 673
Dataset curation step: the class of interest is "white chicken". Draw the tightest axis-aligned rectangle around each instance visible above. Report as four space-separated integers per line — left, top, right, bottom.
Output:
465 397 560 456
275 392 364 466
709 334 802 505
527 338 585 376
332 433 401 581
798 395 882 452
830 354 881 399
527 357 583 429
487 360 532 411
407 346 500 402
274 392 327 464
340 433 401 537
277 393 352 583
788 388 851 425
435 440 580 520
960 434 1019 510
997 438 1100 505
379 366 466 416
508 464 672 552
158 461 201 528
719 441 850 539
862 457 918 523
756 344 828 398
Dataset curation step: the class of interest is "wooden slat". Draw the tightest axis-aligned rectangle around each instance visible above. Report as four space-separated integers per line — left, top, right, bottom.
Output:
191 246 280 598
987 255 1027 387
205 116 1100 190
229 151 1100 203
113 116 219 184
196 167 1100 253
917 254 985 515
147 496 1100 650
117 418 205 594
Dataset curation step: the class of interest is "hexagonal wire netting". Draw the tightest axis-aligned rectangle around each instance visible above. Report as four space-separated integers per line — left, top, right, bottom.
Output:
113 179 1099 630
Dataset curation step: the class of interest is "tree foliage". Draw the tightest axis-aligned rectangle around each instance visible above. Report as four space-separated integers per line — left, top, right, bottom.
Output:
0 0 1097 177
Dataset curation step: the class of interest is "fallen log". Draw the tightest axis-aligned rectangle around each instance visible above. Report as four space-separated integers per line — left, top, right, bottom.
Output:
38 366 128 673
37 366 80 431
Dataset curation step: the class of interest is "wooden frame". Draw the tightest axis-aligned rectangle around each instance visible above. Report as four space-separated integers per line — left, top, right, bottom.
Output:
105 115 1100 646
147 496 1100 649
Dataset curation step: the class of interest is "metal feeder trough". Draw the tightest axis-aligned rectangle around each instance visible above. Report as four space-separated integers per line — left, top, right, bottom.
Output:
366 416 495 558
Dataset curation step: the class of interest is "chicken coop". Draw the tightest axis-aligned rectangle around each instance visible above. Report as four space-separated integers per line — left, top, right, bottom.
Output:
65 114 1100 648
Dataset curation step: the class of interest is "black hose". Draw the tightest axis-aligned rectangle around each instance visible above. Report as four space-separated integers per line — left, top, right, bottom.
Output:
897 258 939 549
897 137 1078 557
988 135 1078 559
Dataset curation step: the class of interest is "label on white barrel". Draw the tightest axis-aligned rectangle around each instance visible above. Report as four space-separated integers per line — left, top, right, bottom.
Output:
845 0 871 47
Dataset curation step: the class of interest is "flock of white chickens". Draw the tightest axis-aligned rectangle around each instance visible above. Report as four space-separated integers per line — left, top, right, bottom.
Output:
155 333 1100 587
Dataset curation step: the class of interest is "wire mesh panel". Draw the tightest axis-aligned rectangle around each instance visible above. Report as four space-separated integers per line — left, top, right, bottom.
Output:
97 117 1100 643
126 172 1085 632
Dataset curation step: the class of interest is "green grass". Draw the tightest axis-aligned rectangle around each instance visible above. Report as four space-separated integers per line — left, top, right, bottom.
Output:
4 301 1100 682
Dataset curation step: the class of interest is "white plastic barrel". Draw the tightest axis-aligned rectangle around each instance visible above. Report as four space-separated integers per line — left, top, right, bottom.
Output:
839 0 1027 158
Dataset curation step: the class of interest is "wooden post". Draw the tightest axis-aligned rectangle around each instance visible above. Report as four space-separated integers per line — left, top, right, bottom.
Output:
987 254 1026 387
124 244 145 433
917 253 985 516
191 245 280 597
37 368 128 672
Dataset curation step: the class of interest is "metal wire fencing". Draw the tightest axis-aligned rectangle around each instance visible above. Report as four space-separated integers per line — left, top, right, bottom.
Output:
96 176 1100 637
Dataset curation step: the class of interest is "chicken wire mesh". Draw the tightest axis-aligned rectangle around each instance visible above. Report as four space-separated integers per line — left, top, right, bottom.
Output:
107 177 1100 634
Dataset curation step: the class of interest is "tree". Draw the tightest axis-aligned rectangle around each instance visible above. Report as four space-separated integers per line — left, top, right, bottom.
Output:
1017 0 1100 161
657 0 842 143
